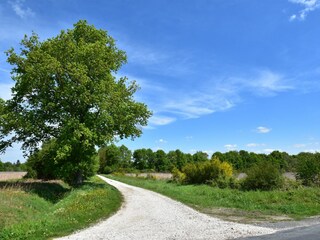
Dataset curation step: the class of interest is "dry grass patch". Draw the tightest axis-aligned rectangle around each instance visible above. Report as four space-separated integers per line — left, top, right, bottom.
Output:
0 172 27 181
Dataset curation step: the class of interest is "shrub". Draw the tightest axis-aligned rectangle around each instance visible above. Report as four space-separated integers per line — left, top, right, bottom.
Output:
26 139 59 180
182 157 233 185
171 167 186 184
242 161 284 191
296 153 320 186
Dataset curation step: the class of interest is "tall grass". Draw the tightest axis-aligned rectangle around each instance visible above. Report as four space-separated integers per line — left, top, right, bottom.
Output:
0 176 122 240
108 175 320 220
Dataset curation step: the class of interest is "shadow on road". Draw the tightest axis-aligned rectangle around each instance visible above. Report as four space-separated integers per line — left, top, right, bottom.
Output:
237 224 320 240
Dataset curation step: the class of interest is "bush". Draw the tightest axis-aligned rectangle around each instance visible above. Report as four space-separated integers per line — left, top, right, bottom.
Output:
26 139 59 180
182 157 233 185
26 139 99 186
242 161 284 191
296 153 320 186
171 167 186 184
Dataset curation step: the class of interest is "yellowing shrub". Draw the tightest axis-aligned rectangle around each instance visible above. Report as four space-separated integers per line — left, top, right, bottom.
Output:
182 157 234 185
219 161 233 177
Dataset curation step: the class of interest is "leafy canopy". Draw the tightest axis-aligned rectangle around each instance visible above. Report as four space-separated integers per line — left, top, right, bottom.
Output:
0 20 151 185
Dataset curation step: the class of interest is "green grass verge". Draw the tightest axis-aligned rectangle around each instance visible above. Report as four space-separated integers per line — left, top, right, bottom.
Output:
108 175 320 221
0 176 122 240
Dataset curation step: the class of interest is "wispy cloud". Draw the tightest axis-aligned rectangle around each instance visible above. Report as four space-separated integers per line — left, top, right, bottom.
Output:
256 126 271 134
215 70 293 97
116 37 193 77
162 93 234 119
293 143 307 148
224 144 238 151
249 71 293 95
293 142 320 150
148 115 176 126
246 143 266 147
263 148 276 153
9 0 35 19
289 0 320 21
156 139 167 144
125 69 294 128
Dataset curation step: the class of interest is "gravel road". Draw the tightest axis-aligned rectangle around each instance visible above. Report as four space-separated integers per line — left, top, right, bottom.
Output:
56 175 276 240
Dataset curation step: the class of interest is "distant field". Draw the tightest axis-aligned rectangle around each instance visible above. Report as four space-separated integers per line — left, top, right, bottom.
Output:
124 172 297 180
0 172 27 181
125 172 172 179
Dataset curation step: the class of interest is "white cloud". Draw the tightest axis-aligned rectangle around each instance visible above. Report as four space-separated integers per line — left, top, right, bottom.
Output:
212 70 293 100
293 143 307 148
203 150 214 156
246 143 266 147
156 139 167 144
0 82 14 100
289 14 297 21
304 149 320 153
163 94 234 119
256 126 271 134
9 0 35 19
263 148 276 153
252 71 293 95
185 136 193 140
148 115 176 126
224 144 237 151
123 68 293 128
289 0 320 21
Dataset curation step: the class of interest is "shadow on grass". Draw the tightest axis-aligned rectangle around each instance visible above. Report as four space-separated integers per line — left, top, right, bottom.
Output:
0 181 70 203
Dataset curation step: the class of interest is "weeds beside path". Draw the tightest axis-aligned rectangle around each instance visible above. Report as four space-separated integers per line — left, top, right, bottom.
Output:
108 175 320 223
0 176 122 240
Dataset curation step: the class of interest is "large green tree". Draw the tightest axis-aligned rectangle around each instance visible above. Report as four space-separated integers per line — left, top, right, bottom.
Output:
0 20 151 185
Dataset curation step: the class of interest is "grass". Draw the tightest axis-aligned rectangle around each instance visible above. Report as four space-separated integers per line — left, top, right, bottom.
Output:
0 176 122 240
108 175 320 222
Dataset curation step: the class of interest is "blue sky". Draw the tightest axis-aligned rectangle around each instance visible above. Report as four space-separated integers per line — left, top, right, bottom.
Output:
1 0 320 162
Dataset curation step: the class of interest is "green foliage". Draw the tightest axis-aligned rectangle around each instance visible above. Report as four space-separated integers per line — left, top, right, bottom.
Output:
182 157 233 185
26 139 58 180
154 149 170 172
211 150 296 172
167 150 187 170
192 151 208 162
0 176 122 239
132 148 154 170
26 139 99 184
171 167 186 184
0 160 26 172
0 160 3 171
296 152 320 186
0 20 151 185
110 175 320 219
243 161 284 191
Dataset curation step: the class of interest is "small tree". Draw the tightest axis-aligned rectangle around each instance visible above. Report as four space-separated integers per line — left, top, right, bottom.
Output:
0 20 151 186
296 152 320 186
243 161 284 191
118 145 132 169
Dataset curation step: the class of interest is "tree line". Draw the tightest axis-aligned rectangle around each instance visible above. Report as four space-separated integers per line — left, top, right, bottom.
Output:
98 145 320 189
98 144 318 174
0 160 26 172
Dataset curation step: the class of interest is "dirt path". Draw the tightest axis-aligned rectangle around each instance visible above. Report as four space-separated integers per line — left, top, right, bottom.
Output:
56 175 276 240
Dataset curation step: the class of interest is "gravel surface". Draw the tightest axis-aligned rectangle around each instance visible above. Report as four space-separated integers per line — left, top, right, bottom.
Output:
56 175 276 240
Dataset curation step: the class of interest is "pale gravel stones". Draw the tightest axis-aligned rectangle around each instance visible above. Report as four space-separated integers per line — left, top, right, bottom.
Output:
56 175 276 240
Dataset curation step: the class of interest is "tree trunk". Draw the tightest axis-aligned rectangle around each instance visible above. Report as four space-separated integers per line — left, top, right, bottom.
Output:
74 170 83 186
